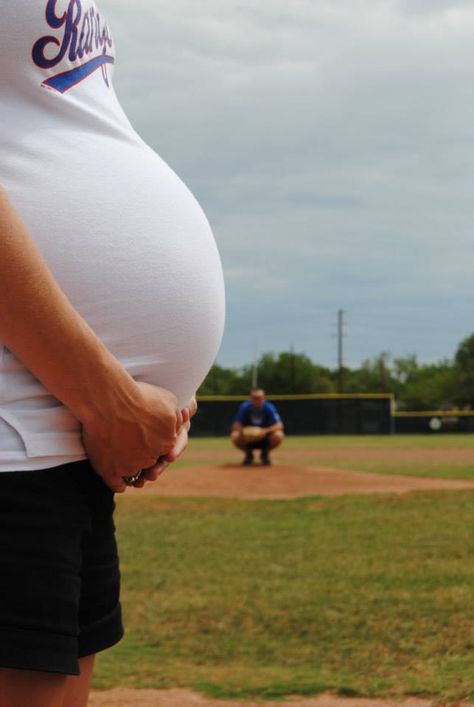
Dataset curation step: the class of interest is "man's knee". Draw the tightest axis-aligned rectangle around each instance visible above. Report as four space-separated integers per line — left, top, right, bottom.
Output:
269 430 284 449
230 431 246 450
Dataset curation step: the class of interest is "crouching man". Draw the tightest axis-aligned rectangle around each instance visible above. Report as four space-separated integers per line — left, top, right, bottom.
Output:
231 388 284 466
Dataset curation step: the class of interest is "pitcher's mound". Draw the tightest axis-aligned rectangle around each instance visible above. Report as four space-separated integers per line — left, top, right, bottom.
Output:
127 463 474 500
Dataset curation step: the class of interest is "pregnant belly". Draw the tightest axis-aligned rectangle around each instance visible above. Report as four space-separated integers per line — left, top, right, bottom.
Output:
65 204 224 409
6 141 225 410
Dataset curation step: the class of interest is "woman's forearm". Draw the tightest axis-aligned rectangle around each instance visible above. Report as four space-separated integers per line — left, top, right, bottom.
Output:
0 187 135 424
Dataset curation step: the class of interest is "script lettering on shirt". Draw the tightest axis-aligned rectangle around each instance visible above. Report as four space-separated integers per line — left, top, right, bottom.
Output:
32 0 115 93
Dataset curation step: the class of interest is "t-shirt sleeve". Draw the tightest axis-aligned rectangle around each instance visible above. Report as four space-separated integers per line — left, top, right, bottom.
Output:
235 402 249 425
266 403 281 425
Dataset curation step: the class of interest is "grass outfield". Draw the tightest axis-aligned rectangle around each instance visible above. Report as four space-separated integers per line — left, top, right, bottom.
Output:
93 487 474 699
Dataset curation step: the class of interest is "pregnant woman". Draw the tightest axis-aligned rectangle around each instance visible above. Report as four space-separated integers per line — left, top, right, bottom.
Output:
0 1 225 705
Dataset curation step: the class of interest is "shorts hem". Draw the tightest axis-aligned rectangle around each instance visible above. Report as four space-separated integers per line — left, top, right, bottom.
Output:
0 625 80 675
78 603 124 659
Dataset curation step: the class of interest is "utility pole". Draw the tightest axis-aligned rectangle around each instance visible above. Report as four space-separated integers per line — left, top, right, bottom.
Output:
290 344 295 392
337 309 344 394
252 339 258 388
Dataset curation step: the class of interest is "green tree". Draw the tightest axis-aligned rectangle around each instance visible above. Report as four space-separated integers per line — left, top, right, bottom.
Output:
343 352 397 394
254 351 333 394
198 364 249 395
393 354 419 385
453 333 474 406
196 334 474 409
400 361 457 410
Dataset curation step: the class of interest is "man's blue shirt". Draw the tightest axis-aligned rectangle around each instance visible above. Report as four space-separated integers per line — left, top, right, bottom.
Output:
235 400 281 428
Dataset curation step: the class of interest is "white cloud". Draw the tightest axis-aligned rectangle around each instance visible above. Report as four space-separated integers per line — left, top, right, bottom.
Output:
100 0 474 367
395 0 474 16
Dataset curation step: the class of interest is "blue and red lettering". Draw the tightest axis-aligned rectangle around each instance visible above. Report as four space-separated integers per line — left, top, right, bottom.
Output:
32 0 114 93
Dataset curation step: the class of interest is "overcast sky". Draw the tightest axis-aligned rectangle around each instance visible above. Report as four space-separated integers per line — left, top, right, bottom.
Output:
101 0 474 370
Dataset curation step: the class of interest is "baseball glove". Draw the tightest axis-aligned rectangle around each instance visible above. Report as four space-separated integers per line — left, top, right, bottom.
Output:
242 426 266 443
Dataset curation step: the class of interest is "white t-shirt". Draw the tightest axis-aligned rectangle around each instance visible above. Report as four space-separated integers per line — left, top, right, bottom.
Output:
0 0 225 471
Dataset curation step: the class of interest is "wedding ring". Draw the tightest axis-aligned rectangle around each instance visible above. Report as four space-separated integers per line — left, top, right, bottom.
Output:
122 471 143 486
123 454 168 486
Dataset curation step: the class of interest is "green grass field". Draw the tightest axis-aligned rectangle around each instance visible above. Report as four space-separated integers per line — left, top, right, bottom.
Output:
93 435 474 701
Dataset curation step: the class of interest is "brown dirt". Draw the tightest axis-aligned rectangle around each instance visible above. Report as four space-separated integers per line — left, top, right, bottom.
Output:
125 462 474 500
88 688 473 707
90 445 474 706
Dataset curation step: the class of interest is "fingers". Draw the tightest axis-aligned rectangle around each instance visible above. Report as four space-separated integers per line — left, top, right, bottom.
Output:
165 421 190 463
129 476 145 489
187 396 198 418
131 471 150 489
175 408 184 433
148 459 169 481
130 424 190 489
123 397 195 491
139 458 169 484
180 397 197 426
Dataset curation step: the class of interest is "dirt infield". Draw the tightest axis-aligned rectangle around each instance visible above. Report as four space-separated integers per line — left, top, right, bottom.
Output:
126 459 474 500
88 687 473 707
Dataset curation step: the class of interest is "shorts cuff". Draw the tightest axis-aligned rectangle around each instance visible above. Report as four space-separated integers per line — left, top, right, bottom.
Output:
0 625 79 675
78 602 124 658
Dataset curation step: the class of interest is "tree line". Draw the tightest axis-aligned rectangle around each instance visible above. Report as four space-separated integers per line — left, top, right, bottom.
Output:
198 333 474 411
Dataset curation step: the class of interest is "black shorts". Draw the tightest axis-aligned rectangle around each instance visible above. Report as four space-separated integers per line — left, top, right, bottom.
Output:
246 434 270 450
0 460 123 675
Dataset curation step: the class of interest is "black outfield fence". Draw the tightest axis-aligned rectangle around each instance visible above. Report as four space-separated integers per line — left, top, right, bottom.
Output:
191 395 474 436
394 410 474 434
191 394 394 437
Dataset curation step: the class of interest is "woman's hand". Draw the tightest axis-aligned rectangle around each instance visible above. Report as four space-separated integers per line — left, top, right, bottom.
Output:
132 396 197 488
81 381 184 493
